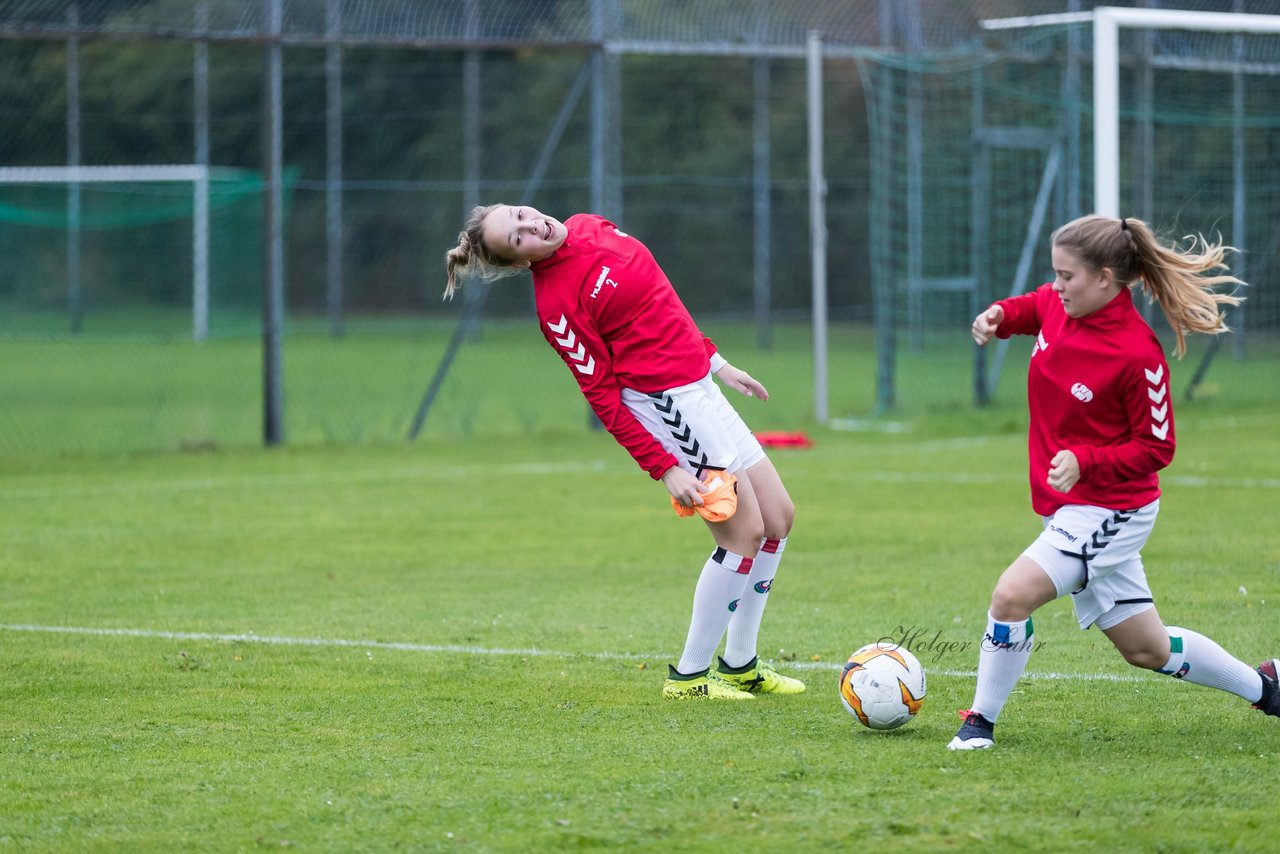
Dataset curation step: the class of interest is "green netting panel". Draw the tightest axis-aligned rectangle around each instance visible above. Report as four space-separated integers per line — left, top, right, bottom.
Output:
860 53 999 415
859 21 1280 416
0 172 286 458
0 172 272 339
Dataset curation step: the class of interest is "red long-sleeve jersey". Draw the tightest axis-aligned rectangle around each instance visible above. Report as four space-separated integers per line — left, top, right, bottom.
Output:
995 284 1175 516
529 214 718 480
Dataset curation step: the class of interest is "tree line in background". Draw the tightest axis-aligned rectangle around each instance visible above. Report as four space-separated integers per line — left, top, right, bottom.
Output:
0 18 873 319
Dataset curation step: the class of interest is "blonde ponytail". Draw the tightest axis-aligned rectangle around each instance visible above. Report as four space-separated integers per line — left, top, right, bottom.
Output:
441 203 523 300
1051 215 1245 357
443 231 474 300
1131 227 1243 357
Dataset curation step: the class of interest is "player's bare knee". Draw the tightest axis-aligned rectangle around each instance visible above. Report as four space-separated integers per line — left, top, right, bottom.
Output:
720 539 762 559
1119 645 1167 670
767 497 795 538
714 518 765 557
737 525 766 556
989 584 1034 622
747 524 768 555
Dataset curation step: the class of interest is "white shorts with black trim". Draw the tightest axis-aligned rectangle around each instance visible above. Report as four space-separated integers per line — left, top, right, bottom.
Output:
621 372 766 477
1022 500 1160 631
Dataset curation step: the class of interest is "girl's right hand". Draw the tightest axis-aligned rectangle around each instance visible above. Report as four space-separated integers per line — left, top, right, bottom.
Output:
972 304 1004 346
662 466 706 508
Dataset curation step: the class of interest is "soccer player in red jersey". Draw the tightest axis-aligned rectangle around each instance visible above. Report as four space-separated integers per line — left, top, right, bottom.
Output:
950 215 1277 749
445 204 804 700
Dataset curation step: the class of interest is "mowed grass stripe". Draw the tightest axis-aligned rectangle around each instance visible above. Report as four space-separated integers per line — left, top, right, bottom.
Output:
0 463 1275 501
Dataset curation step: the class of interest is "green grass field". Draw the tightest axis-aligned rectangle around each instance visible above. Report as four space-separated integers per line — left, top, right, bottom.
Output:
2 401 1279 848
2 316 1276 459
0 315 1050 458
1 322 1278 850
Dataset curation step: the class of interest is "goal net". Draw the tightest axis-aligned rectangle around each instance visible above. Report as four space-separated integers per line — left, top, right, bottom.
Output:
857 8 1280 413
0 165 266 341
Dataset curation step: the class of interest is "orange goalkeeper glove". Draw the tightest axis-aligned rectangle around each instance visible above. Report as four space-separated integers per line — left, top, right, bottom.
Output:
671 469 738 523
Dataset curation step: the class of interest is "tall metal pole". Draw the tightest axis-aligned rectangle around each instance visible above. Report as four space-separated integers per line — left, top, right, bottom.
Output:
1135 0 1155 323
807 31 827 424
753 54 772 351
194 1 210 342
590 0 605 217
325 0 345 337
971 66 991 405
463 0 480 214
752 0 772 350
905 12 923 352
1231 0 1247 358
590 0 622 222
873 0 896 412
1063 0 1082 219
262 0 285 445
586 0 615 431
66 3 82 334
461 0 485 330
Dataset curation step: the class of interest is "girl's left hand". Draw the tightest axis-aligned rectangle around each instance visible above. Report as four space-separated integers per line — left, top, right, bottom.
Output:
715 364 769 402
1047 449 1080 493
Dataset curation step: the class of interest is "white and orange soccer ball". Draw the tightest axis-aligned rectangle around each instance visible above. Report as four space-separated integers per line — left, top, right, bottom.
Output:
838 643 927 730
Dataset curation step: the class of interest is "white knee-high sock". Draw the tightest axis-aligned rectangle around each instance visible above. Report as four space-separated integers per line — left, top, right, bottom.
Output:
675 548 754 675
970 612 1036 723
723 536 787 669
1159 626 1263 702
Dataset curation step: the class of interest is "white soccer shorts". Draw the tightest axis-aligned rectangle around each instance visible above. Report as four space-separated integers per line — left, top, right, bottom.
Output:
1022 500 1160 631
621 372 766 477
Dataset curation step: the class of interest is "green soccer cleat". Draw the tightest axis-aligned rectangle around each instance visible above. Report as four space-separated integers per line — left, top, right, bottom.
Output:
662 666 755 700
715 656 807 695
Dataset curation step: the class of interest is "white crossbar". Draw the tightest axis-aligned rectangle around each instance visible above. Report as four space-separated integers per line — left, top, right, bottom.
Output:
0 164 209 184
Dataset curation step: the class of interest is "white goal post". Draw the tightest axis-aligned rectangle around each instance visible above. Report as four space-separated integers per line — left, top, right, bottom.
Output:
983 6 1280 219
1090 6 1280 218
0 164 249 341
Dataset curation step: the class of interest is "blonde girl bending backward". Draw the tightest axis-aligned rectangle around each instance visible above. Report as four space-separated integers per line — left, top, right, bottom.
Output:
950 214 1278 750
445 204 804 701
